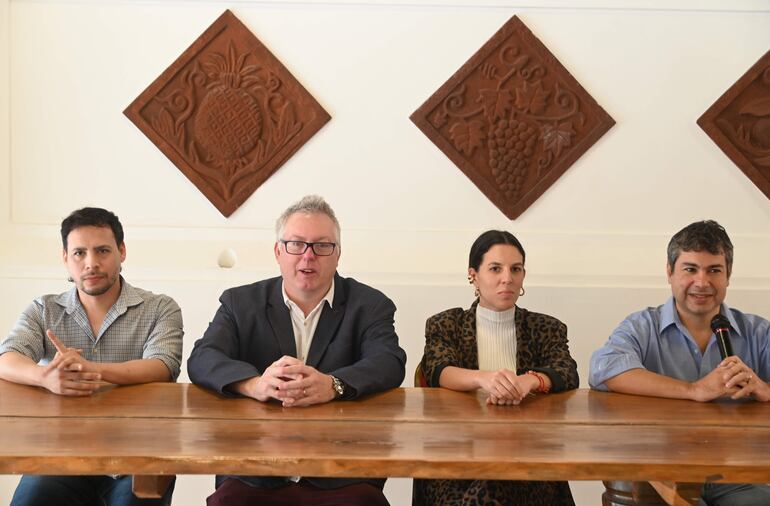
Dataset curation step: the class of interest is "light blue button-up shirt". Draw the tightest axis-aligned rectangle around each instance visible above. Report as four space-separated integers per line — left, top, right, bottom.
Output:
589 297 770 390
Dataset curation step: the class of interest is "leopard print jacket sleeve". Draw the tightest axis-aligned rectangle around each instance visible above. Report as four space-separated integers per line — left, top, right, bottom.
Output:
421 301 578 392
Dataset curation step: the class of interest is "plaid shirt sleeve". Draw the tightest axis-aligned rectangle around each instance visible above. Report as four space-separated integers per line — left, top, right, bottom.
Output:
141 294 184 380
0 300 47 361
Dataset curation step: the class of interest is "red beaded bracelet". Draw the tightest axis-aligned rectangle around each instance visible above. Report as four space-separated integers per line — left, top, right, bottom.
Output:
526 370 550 394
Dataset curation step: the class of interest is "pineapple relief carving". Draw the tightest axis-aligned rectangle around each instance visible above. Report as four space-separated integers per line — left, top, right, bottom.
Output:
194 52 265 166
125 10 330 217
411 16 614 219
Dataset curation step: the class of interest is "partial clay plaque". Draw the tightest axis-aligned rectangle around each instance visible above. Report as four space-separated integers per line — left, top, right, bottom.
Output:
125 10 330 217
411 16 614 219
698 50 770 200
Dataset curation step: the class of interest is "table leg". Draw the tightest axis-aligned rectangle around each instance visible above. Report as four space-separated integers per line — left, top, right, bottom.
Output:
132 475 174 498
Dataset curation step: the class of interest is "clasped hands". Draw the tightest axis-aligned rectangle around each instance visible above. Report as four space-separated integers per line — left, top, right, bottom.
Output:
694 357 770 402
244 356 335 407
40 330 103 396
479 369 542 406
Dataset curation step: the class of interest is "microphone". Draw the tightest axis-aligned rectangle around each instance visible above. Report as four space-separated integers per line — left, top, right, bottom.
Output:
710 314 734 360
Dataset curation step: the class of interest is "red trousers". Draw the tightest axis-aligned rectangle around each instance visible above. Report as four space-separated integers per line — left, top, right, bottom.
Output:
206 478 390 506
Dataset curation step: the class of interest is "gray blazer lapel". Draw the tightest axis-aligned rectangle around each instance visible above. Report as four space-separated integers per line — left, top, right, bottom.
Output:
306 275 345 368
266 280 298 358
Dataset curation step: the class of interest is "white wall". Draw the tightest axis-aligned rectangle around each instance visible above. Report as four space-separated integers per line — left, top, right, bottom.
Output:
1 1 769 504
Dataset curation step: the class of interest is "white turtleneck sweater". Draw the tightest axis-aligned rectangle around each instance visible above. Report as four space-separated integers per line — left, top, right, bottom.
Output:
476 304 517 371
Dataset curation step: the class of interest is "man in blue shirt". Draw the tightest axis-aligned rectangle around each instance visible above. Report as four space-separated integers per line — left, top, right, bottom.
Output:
589 220 770 506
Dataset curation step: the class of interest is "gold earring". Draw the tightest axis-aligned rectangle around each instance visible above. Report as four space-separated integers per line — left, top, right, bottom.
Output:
519 287 525 297
468 275 479 298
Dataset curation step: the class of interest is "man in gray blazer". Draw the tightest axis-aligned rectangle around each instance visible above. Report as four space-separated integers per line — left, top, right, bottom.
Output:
188 195 406 506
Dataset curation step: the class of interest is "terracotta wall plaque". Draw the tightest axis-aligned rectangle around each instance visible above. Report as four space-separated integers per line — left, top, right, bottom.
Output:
698 50 770 200
125 10 330 217
411 15 614 219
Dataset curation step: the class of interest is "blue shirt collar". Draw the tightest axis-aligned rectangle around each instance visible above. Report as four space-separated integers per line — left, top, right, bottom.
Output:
721 301 745 340
658 296 744 340
659 297 679 333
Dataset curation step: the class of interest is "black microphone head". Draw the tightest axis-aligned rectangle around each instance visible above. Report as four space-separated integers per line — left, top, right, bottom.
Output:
711 314 734 359
710 314 730 332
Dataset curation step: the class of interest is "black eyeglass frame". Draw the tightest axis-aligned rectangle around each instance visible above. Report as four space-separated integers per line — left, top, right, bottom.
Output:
279 239 338 256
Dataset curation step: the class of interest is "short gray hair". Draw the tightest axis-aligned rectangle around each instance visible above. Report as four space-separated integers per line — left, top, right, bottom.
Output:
275 195 341 244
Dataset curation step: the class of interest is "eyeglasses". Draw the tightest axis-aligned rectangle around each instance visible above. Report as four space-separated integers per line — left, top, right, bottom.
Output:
280 240 337 256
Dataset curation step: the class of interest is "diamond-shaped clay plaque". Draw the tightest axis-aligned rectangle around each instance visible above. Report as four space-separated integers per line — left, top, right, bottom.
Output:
125 10 330 217
411 15 614 219
698 50 770 200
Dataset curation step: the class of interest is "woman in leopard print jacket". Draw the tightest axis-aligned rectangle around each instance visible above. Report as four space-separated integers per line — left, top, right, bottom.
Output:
413 230 578 506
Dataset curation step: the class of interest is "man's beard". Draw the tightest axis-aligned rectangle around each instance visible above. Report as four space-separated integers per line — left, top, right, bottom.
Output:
78 273 118 296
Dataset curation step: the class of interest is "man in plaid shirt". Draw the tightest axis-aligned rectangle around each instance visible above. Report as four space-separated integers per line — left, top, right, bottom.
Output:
0 206 183 506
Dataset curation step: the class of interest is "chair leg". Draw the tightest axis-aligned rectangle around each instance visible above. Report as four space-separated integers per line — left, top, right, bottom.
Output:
649 481 702 506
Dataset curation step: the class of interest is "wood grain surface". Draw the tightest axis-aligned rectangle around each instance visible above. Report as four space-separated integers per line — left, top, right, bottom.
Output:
1 381 767 483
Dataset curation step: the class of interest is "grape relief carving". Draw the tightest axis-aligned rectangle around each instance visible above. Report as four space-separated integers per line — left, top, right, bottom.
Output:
412 16 614 219
433 47 588 200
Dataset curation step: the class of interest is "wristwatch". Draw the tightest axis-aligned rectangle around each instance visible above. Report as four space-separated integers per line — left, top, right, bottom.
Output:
330 375 345 399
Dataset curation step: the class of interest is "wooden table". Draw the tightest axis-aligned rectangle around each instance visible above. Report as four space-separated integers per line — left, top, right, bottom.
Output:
0 380 768 503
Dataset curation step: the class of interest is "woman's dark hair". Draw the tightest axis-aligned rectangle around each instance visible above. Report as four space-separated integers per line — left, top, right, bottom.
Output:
468 230 525 270
60 207 124 250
